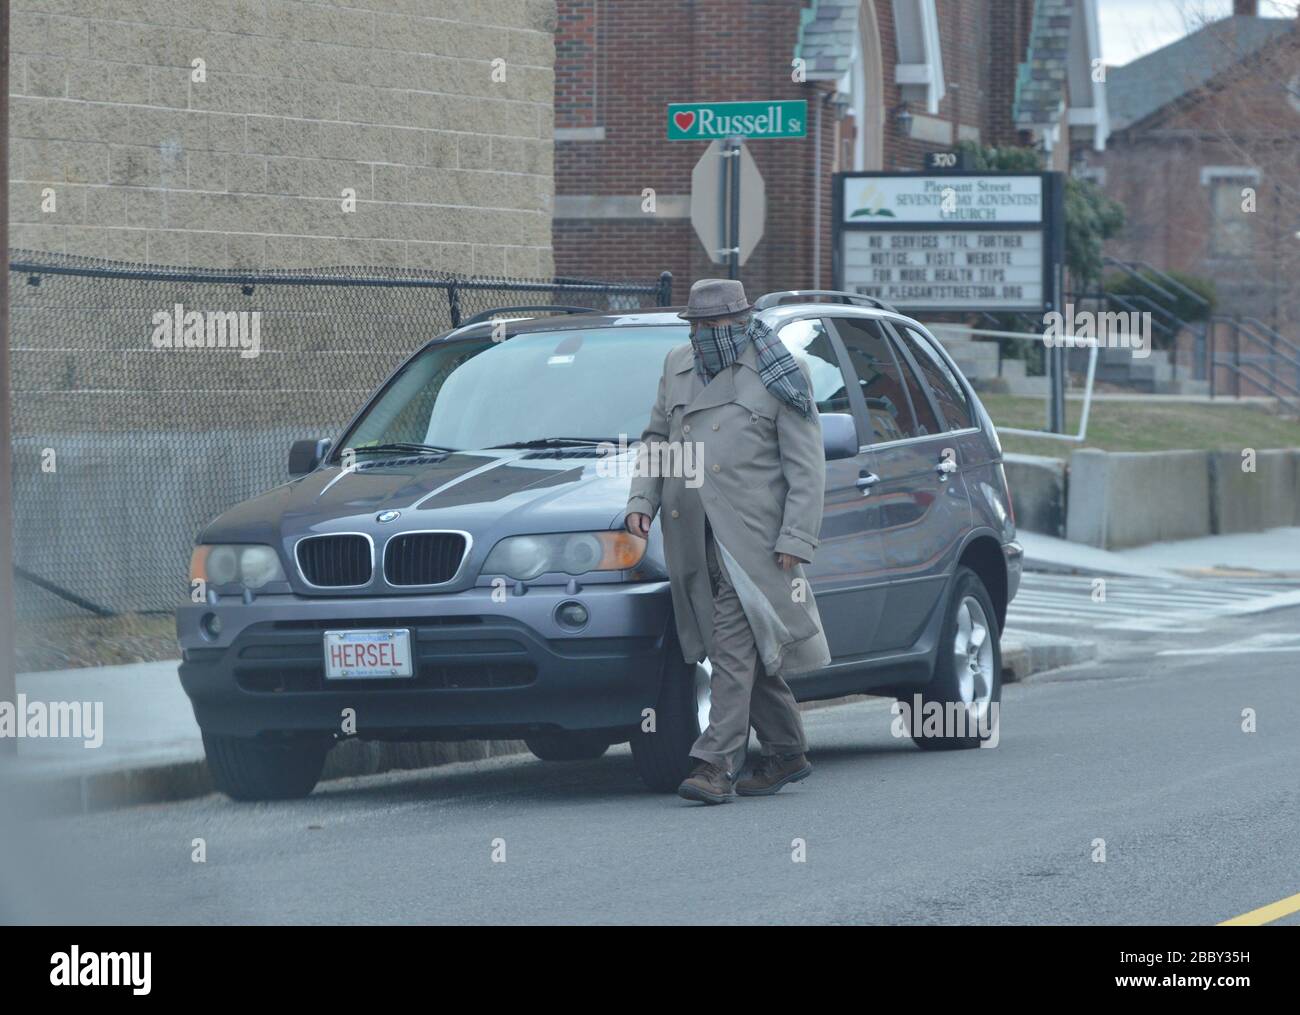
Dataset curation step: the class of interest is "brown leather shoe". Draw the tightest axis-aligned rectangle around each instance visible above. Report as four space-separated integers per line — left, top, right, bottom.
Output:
736 752 812 796
677 760 735 805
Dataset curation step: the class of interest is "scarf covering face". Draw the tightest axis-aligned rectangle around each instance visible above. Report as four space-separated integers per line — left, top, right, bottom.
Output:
690 317 814 419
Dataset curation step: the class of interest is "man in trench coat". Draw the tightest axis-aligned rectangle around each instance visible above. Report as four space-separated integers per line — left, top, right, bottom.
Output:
625 278 830 805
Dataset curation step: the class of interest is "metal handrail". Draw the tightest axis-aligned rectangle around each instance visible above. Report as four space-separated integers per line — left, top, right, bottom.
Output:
1212 357 1300 414
1241 316 1300 358
1101 258 1213 381
1101 257 1182 307
1234 321 1300 376
1085 291 1178 342
1117 259 1211 312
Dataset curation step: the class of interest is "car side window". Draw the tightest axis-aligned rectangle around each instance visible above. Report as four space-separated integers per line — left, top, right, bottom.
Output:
896 325 975 432
832 317 940 442
776 318 852 414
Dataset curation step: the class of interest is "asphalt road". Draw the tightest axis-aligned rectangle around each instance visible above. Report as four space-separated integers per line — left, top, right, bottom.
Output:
9 603 1300 925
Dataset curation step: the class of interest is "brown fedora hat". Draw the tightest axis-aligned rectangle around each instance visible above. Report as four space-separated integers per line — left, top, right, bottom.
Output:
677 278 752 320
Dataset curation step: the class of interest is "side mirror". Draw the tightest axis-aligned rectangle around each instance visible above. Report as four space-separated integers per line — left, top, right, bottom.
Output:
820 413 858 462
288 438 332 477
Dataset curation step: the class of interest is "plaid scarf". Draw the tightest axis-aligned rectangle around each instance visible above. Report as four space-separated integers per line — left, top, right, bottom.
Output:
690 317 814 419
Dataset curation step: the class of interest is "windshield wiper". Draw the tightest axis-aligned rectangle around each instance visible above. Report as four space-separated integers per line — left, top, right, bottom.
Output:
347 442 458 457
484 437 613 450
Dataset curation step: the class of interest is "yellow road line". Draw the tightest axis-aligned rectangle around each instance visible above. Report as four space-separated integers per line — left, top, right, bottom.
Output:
1220 891 1300 926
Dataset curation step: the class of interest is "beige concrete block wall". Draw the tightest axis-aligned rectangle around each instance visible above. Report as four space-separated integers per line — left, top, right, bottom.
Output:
7 0 556 276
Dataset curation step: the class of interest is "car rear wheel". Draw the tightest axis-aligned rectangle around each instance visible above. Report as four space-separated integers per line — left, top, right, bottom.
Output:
630 648 712 793
525 732 611 761
203 732 331 801
909 565 1001 751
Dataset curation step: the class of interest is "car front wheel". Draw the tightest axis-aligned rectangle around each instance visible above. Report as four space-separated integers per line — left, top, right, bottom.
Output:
908 565 1002 751
630 645 712 793
203 732 331 801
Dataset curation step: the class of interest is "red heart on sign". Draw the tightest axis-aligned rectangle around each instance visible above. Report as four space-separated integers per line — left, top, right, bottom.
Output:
673 110 696 133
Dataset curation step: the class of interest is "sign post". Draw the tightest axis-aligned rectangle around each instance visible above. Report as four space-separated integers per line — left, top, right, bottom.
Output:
689 139 765 274
726 138 741 279
673 99 797 277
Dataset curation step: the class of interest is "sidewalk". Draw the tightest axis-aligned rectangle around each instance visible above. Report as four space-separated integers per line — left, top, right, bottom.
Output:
1020 527 1300 579
5 626 1094 813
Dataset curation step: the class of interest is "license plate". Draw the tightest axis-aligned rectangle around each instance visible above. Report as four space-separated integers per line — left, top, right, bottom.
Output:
323 629 413 679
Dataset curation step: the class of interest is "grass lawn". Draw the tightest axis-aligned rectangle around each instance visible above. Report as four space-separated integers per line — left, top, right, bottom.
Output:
982 395 1300 459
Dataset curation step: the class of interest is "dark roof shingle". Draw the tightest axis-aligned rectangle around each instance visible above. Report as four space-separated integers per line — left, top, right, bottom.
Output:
1107 15 1295 131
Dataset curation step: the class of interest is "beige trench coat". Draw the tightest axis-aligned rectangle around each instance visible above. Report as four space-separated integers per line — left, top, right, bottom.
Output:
626 339 831 677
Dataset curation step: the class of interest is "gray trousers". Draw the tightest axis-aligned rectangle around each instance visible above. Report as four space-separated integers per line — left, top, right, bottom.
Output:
689 530 808 777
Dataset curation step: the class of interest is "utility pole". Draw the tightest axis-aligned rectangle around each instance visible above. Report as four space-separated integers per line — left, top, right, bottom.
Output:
1 0 18 752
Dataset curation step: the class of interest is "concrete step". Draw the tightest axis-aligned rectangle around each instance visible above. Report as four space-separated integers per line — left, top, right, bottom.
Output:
1154 378 1210 396
1007 376 1050 396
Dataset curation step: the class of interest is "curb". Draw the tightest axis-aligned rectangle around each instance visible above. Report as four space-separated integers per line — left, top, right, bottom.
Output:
16 629 1096 814
1001 630 1098 682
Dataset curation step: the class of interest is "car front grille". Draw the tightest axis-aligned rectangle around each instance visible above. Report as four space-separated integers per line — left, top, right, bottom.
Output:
384 531 468 586
296 534 372 587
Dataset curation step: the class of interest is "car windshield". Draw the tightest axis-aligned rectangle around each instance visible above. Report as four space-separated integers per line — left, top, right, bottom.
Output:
340 325 688 453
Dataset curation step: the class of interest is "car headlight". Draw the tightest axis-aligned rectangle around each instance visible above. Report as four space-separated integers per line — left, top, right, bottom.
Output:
190 544 287 590
482 531 646 580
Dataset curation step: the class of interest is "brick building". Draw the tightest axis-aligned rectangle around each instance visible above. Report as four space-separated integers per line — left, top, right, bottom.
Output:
553 0 1108 295
7 0 557 276
1092 1 1299 335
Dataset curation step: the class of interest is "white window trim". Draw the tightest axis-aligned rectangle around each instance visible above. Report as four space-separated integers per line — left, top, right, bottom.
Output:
892 0 945 114
1077 0 1110 151
1200 166 1261 186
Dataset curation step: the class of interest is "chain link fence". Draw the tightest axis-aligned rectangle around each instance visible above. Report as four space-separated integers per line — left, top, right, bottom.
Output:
8 250 671 631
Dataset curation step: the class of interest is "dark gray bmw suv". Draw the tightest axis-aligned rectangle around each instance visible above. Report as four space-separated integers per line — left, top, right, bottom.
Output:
177 291 1021 800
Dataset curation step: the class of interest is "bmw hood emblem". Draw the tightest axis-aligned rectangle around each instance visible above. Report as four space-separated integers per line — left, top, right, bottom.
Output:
376 510 401 523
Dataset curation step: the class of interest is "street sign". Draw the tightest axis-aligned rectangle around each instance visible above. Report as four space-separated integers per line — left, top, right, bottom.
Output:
690 140 766 271
667 100 806 141
833 172 1063 313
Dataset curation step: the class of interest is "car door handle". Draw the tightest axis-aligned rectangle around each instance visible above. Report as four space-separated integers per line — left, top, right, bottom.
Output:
856 473 880 495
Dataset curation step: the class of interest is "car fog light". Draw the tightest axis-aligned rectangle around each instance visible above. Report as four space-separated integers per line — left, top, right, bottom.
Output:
555 601 589 629
201 612 223 640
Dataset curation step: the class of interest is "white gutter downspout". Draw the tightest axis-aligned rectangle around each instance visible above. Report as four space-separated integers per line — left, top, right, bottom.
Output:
813 92 823 289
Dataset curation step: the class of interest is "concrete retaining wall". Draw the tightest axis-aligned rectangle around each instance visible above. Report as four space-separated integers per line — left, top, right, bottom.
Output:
1003 453 1067 538
1209 450 1300 534
1066 449 1213 549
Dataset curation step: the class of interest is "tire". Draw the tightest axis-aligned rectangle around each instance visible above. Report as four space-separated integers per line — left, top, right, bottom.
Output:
525 732 611 761
203 732 331 801
630 634 712 792
908 565 1002 751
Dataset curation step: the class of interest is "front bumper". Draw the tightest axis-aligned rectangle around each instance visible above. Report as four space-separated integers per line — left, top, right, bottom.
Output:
177 582 674 740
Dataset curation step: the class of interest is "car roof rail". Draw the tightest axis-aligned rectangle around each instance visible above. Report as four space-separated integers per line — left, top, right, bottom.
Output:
752 290 900 315
461 305 598 326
